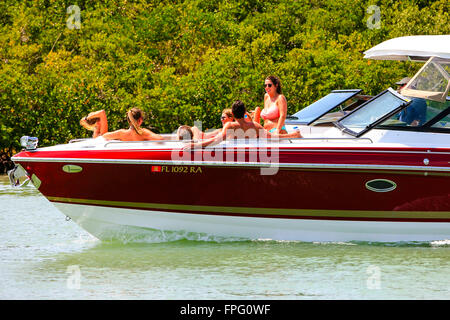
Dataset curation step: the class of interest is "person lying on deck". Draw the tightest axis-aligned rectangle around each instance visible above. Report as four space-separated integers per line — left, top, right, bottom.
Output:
183 100 302 149
176 108 237 141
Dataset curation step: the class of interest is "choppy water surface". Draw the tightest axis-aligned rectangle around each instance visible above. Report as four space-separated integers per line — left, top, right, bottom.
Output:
0 175 449 299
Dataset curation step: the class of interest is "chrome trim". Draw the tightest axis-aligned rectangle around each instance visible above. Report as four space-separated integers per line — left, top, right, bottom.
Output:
19 147 450 155
103 137 374 148
387 87 411 102
20 136 39 150
365 179 397 192
104 140 187 147
10 156 450 172
69 138 91 143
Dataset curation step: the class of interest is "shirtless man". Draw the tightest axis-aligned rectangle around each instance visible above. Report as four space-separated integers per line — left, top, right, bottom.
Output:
184 100 301 149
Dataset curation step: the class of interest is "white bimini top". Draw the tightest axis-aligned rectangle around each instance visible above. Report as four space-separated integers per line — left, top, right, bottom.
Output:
363 35 450 61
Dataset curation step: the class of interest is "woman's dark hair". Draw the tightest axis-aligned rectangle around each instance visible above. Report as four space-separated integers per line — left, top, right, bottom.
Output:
80 115 99 131
86 117 99 126
231 100 246 119
266 75 282 94
127 107 145 122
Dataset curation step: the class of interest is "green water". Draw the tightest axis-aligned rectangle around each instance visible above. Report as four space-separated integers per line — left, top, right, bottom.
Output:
0 175 449 299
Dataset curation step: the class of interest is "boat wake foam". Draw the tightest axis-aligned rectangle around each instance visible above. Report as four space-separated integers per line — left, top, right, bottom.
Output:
430 239 450 247
94 226 450 247
96 225 250 244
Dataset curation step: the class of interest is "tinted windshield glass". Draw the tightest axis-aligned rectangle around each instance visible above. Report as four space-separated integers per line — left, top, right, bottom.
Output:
378 98 450 129
431 112 450 129
337 88 410 136
289 90 361 125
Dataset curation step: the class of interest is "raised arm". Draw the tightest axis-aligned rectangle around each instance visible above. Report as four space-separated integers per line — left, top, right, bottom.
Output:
79 109 108 138
276 95 288 134
253 107 262 124
89 109 108 137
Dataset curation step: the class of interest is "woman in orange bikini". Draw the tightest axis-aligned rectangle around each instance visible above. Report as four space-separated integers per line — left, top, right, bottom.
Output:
253 75 288 134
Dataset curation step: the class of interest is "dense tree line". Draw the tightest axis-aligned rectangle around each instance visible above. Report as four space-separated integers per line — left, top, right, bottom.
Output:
0 0 448 154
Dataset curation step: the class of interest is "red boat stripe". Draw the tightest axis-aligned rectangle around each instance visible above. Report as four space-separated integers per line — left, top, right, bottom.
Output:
10 156 450 173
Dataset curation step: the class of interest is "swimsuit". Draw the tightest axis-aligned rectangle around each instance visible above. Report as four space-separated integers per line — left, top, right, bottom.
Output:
269 126 287 133
261 100 280 120
262 98 286 132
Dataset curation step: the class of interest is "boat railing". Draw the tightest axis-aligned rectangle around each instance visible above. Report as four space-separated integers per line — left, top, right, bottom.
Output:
103 136 373 148
104 139 192 148
285 137 373 143
69 138 92 143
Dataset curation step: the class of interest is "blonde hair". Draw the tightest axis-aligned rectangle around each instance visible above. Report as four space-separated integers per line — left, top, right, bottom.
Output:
222 108 233 119
177 125 193 140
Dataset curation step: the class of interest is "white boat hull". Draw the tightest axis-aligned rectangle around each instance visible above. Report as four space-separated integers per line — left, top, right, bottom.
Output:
54 203 450 243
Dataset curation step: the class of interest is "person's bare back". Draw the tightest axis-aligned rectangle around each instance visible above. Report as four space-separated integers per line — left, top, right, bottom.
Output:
99 108 164 141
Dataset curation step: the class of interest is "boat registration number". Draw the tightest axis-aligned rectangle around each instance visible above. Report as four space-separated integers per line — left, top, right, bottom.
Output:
152 165 203 174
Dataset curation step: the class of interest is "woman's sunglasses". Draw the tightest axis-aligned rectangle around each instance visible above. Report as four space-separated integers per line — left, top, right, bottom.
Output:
264 83 273 88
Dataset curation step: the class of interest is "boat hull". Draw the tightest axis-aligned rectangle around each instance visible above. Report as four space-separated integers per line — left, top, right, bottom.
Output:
12 145 450 242
54 202 450 242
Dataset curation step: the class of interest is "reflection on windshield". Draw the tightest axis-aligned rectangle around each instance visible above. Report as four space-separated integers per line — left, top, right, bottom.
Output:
431 113 450 129
378 98 450 129
336 88 410 136
410 62 448 92
290 90 361 125
401 57 450 102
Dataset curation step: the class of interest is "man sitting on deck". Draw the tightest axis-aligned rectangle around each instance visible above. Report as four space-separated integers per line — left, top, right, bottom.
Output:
184 100 302 150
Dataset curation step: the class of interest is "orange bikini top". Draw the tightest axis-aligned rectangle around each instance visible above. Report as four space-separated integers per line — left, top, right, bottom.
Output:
261 101 280 120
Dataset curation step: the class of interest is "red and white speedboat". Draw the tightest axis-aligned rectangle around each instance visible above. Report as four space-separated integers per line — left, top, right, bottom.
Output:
10 36 450 242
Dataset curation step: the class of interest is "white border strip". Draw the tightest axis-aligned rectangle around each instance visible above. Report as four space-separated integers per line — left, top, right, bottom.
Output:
11 156 450 172
23 146 450 155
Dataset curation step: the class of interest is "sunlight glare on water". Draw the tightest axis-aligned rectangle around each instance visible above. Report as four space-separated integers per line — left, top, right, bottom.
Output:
0 175 449 299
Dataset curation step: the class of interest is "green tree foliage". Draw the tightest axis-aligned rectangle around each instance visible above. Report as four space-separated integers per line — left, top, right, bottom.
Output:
0 0 449 153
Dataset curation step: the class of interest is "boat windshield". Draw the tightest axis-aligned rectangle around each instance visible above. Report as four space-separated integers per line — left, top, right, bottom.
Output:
430 102 450 130
335 88 411 137
376 97 450 132
401 57 450 103
287 89 361 125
